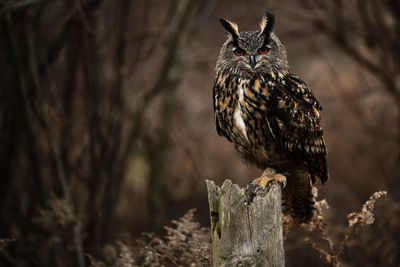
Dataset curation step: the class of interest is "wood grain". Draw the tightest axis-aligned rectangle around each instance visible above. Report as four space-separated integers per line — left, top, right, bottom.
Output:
206 179 285 267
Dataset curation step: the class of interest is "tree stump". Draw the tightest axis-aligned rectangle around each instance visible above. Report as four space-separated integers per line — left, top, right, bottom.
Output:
206 179 285 267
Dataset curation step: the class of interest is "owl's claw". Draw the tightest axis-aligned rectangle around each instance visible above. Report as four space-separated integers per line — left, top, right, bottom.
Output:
245 181 259 204
247 171 286 192
246 181 254 191
246 181 264 193
246 169 287 203
281 177 287 189
254 184 262 194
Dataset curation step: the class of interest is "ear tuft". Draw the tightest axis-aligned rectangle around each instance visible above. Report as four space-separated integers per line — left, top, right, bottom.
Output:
259 11 275 45
219 18 239 46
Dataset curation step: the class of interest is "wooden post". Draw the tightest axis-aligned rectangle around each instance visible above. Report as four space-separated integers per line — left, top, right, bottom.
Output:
206 179 285 267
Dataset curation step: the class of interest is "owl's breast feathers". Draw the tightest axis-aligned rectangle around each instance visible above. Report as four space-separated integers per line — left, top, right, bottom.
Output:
213 68 328 184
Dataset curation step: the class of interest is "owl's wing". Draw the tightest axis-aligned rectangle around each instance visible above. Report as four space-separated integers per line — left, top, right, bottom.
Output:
213 80 229 140
263 73 328 183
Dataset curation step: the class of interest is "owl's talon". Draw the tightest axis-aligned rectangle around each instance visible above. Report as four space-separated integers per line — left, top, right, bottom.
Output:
272 173 287 189
245 181 259 196
245 181 258 204
281 177 287 189
249 169 287 193
253 184 262 194
246 181 254 191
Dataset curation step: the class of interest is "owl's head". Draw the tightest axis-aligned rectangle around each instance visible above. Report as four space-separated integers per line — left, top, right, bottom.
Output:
216 12 288 77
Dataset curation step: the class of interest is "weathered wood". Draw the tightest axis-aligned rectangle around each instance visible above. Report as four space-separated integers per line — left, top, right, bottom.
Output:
206 179 285 267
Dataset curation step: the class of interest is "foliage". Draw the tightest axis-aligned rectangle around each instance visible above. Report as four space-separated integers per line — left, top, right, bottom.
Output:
87 209 211 267
303 191 387 267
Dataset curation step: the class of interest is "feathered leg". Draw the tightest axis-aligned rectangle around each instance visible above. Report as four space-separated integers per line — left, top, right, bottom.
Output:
282 166 316 223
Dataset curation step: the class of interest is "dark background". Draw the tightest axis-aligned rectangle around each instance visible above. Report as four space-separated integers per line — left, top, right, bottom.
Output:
1 0 399 266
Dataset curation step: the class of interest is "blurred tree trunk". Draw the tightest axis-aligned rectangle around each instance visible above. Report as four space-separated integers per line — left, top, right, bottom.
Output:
2 13 48 208
145 0 200 231
96 0 131 245
0 0 210 265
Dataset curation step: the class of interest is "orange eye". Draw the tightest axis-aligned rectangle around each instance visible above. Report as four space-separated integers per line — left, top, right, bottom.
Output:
233 48 245 56
258 46 270 55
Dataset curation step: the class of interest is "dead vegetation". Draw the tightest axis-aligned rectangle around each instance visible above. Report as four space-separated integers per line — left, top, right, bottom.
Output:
302 191 388 267
0 187 392 266
84 191 387 267
87 209 211 267
0 239 15 251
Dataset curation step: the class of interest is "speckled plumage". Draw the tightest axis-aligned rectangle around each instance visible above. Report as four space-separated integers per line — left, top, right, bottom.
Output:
213 12 328 222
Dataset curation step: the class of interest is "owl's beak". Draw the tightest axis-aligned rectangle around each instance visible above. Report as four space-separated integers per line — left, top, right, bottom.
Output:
249 55 256 69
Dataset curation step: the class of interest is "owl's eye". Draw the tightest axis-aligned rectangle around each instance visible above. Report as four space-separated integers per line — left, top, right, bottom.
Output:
233 48 245 56
258 46 270 55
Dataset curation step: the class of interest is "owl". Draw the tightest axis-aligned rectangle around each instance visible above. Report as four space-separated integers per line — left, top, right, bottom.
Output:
213 11 328 223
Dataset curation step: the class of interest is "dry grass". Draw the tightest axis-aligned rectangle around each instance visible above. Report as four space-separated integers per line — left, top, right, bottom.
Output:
86 191 389 267
29 192 389 267
298 191 388 267
87 242 135 267
88 209 211 267
33 195 77 230
33 195 78 247
0 238 15 251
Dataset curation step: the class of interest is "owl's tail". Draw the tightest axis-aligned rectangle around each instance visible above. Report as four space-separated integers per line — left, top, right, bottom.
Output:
282 168 316 223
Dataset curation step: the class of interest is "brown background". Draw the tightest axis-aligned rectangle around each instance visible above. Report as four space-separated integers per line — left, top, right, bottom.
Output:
1 0 399 266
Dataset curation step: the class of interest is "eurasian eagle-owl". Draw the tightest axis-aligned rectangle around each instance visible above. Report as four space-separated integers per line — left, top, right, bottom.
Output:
212 11 328 223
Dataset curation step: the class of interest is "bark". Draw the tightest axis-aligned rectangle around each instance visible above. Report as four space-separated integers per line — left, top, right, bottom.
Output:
206 179 285 267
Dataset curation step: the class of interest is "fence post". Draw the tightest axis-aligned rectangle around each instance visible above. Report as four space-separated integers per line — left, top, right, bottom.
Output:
206 179 285 267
